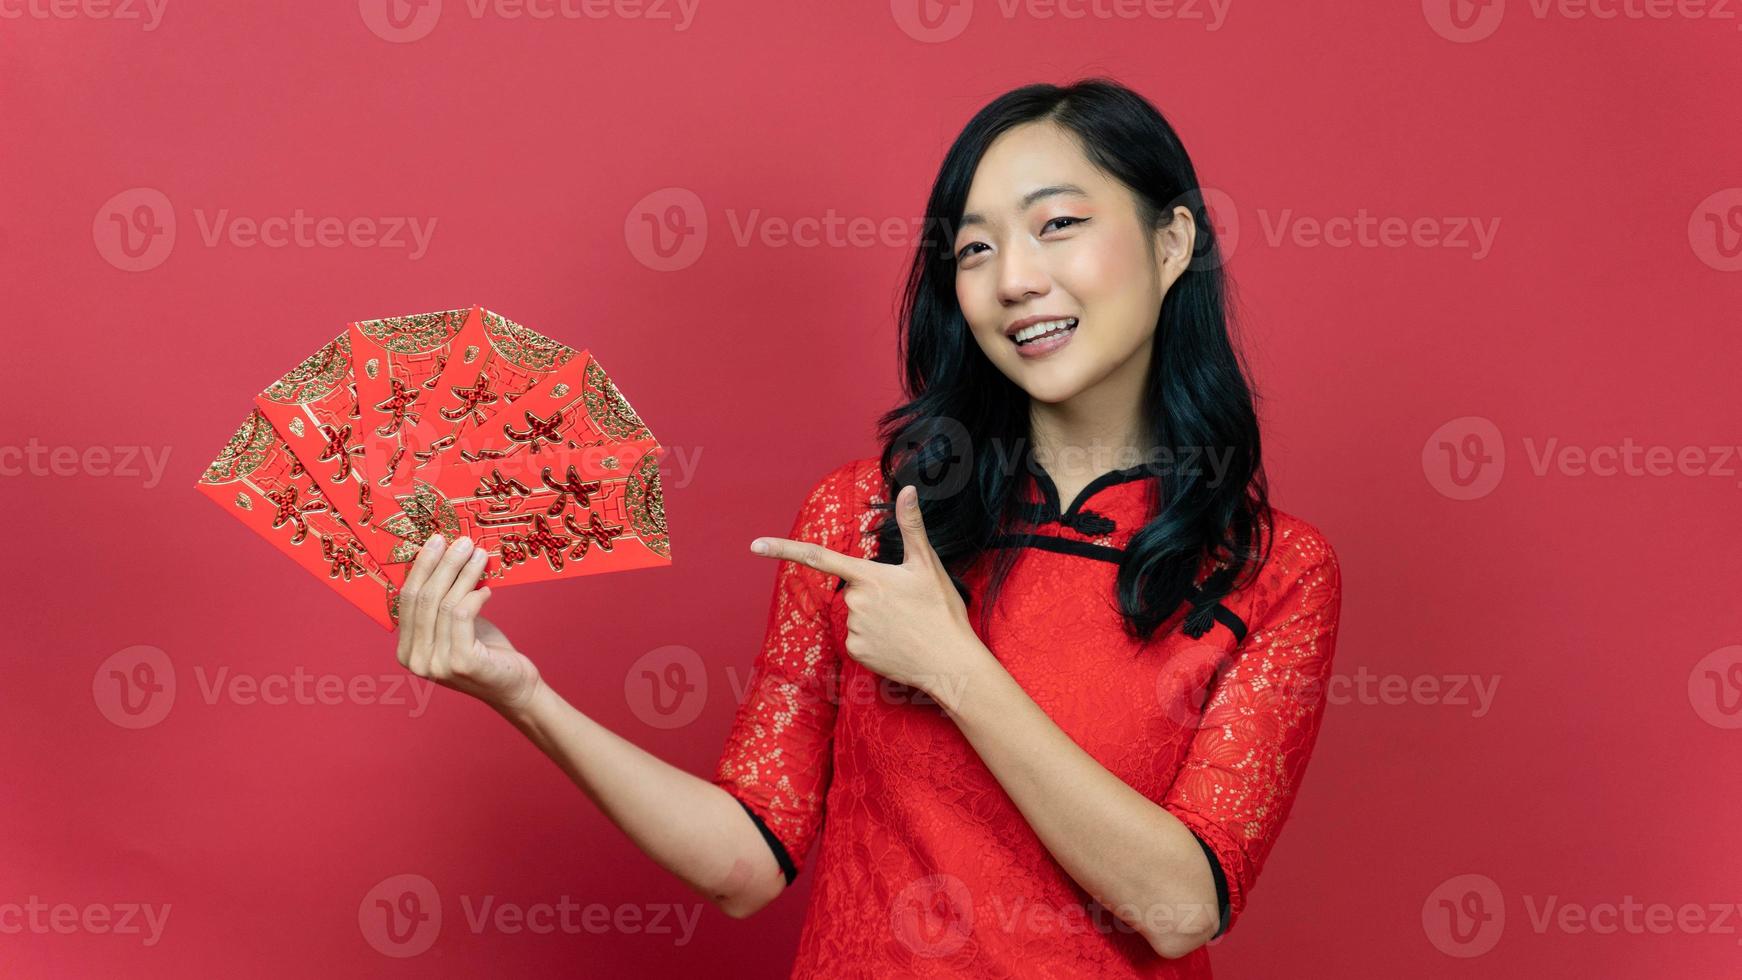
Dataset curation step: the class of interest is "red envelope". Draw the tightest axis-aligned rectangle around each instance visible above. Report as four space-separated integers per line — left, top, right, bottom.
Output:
418 307 582 457
196 409 402 629
452 343 658 463
251 331 406 566
200 305 674 628
371 440 673 587
348 305 478 494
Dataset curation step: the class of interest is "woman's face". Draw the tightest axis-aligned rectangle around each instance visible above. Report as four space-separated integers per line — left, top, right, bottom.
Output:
952 121 1195 409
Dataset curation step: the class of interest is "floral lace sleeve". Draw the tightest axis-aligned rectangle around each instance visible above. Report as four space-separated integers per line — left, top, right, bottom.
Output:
1161 522 1343 939
711 461 868 883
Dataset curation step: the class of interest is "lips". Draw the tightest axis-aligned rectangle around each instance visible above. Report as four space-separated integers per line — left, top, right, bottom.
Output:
1010 317 1078 346
1003 313 1080 339
1010 318 1078 359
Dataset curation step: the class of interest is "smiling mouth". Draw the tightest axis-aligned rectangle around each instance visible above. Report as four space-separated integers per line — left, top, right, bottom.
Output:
1011 317 1078 347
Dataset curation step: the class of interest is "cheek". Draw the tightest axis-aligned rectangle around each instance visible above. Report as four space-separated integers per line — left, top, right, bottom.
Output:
956 276 1005 353
1058 232 1141 298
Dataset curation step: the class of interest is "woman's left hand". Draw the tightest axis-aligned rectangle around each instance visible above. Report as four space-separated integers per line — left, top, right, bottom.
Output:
750 484 986 702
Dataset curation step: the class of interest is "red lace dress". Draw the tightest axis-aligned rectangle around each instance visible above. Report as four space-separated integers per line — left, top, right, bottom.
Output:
712 453 1343 978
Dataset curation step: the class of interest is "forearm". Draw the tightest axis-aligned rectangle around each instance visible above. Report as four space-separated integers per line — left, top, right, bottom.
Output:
494 678 785 917
937 643 1220 957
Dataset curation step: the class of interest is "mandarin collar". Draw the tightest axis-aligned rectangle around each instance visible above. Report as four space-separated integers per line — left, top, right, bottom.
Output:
1016 443 1157 536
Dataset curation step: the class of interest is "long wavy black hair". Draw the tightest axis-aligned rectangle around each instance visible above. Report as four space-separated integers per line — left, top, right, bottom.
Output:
864 78 1275 644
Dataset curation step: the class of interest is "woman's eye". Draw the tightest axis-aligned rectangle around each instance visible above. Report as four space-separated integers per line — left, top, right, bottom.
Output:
954 218 1085 262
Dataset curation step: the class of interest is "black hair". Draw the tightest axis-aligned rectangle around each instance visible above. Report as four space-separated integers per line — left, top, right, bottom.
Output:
865 77 1274 644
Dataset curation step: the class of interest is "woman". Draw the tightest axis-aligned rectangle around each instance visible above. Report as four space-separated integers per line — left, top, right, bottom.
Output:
392 78 1343 978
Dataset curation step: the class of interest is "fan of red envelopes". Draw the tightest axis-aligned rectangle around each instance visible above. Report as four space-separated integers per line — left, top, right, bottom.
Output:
196 305 671 629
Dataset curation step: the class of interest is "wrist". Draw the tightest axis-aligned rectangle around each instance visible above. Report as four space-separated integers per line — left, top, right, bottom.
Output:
927 636 999 718
492 676 555 730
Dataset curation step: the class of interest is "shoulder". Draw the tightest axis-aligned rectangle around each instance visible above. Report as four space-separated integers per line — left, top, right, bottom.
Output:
1262 507 1339 581
788 455 889 559
804 455 885 503
1239 506 1342 629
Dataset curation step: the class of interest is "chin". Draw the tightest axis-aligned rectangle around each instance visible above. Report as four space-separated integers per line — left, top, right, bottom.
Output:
1009 368 1088 405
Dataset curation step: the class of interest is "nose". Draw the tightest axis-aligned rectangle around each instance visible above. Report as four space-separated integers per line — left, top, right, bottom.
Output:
996 237 1050 305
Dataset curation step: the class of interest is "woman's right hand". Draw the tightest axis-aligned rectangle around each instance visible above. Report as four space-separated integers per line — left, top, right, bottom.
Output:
394 534 542 715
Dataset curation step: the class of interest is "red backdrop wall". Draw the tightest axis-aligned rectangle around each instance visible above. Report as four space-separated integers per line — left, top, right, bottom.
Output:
5 1 1740 976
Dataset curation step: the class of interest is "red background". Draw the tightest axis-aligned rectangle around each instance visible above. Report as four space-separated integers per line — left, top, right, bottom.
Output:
5 1 1740 976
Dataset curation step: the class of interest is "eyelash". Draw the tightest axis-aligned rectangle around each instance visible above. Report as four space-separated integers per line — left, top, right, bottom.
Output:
954 216 1088 262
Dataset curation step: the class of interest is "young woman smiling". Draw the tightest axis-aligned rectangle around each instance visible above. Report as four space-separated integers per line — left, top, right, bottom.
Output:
391 78 1343 978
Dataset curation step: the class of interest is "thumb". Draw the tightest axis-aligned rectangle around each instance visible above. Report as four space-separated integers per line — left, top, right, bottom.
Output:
897 485 937 568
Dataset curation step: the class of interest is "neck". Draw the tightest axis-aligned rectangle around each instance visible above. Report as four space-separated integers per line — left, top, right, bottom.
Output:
1025 342 1155 478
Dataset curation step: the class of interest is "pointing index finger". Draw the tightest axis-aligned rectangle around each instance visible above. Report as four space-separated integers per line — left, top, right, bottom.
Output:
751 536 876 585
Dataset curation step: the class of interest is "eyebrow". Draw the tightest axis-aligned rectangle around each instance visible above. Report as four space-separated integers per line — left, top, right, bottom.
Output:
957 183 1091 233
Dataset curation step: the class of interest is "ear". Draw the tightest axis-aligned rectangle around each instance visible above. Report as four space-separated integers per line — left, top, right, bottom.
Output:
1154 203 1198 285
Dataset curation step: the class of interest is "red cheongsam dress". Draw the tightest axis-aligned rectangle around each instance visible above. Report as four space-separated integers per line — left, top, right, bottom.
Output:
712 451 1343 978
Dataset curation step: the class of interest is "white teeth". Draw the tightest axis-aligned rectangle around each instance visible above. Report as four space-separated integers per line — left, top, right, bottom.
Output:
1013 318 1077 344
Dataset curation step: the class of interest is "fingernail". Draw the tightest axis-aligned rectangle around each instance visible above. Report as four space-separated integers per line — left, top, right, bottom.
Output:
470 548 486 563
454 536 473 554
750 539 768 555
425 536 444 553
